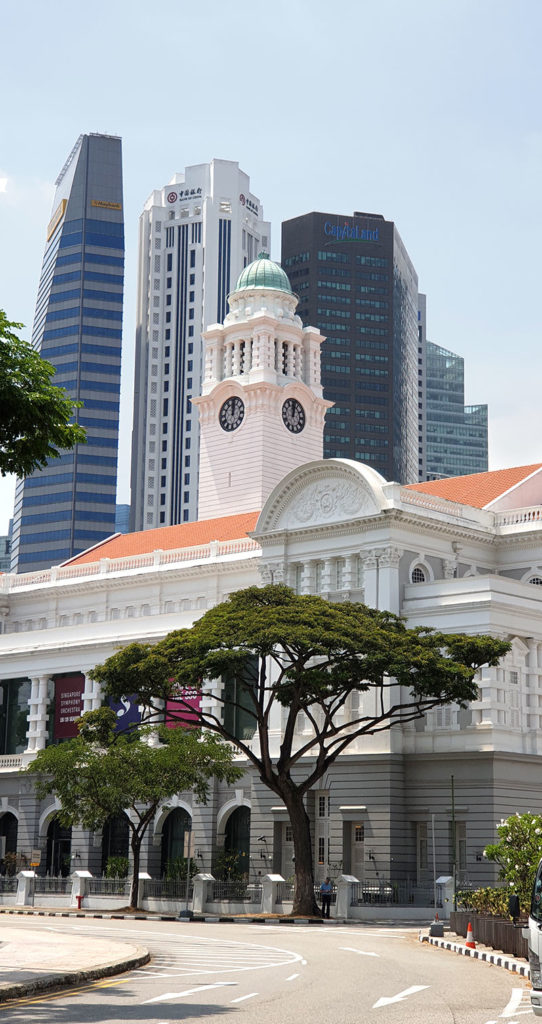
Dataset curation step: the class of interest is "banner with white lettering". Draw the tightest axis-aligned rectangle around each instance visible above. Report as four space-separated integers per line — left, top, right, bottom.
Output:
53 674 85 739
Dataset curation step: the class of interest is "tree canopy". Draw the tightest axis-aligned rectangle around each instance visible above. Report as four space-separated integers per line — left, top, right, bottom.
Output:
0 310 86 477
25 707 242 908
91 584 510 915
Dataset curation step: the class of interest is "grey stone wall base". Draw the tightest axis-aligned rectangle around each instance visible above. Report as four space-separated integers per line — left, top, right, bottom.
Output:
420 933 530 977
0 946 150 1003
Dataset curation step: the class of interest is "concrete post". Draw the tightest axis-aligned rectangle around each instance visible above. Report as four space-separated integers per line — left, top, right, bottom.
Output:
262 874 284 914
335 874 359 920
70 870 92 908
16 870 36 906
137 872 151 908
192 873 215 915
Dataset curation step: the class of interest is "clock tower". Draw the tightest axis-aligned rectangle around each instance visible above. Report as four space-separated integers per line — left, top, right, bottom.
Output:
193 253 332 519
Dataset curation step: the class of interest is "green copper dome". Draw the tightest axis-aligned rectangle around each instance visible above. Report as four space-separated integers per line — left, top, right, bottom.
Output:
233 252 293 294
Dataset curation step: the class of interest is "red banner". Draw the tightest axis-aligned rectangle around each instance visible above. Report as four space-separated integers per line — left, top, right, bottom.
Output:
166 685 202 729
54 674 85 739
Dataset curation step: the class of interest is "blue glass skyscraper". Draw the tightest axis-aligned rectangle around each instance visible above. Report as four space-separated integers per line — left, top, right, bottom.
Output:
10 134 124 573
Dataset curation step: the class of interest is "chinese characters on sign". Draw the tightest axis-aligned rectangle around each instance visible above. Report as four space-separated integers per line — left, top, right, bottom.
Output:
239 193 259 215
54 674 85 739
166 188 203 203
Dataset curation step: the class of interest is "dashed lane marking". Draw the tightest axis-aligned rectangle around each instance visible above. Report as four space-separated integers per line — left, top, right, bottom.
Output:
231 992 258 1003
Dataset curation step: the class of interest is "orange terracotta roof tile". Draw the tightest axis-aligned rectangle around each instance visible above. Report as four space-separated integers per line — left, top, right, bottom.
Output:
63 510 261 566
404 464 542 509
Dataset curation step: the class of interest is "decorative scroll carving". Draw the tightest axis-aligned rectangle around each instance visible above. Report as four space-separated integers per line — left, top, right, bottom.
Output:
286 478 372 526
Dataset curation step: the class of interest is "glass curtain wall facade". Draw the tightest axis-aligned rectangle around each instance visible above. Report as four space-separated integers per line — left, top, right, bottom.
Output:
11 134 124 573
425 341 488 479
130 160 270 530
281 211 419 484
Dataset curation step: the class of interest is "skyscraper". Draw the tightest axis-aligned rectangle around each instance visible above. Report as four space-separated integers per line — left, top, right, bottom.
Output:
281 211 419 483
424 341 488 479
130 159 270 530
10 134 124 573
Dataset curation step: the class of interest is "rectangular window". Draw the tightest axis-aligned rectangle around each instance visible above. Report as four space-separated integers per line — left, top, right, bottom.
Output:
318 837 325 864
167 253 172 271
190 250 196 268
319 796 327 818
188 326 194 336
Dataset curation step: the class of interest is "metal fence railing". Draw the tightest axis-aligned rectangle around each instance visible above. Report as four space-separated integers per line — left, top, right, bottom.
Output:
275 882 295 904
87 877 131 897
0 877 17 893
143 878 194 901
350 881 434 906
209 881 263 904
34 876 71 894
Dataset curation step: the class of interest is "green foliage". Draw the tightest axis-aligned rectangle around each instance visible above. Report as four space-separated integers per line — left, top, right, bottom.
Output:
0 310 86 477
456 886 511 916
25 706 241 907
484 811 542 909
90 584 510 915
165 856 199 881
214 849 249 881
105 855 129 879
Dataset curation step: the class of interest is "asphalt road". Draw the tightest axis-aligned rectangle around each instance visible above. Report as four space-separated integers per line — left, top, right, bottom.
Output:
0 918 534 1024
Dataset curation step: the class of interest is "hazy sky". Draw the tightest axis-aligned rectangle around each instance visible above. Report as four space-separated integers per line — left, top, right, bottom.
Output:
1 0 541 535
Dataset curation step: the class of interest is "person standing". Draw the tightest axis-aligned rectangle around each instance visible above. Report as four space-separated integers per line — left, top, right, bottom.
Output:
320 876 333 919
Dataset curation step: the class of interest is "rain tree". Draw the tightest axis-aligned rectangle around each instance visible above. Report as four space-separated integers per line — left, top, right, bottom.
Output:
91 585 510 915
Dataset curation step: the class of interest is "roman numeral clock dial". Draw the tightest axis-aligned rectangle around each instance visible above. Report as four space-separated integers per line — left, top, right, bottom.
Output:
219 396 245 431
282 398 305 433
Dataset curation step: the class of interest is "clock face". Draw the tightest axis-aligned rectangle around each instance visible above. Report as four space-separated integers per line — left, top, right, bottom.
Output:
282 398 306 433
219 396 245 432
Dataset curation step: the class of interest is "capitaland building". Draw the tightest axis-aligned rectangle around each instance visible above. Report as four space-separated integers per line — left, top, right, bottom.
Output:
130 159 270 531
281 210 419 484
10 134 124 574
0 256 541 906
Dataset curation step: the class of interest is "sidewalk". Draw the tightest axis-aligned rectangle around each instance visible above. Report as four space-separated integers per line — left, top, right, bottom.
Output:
0 922 149 1002
420 928 530 979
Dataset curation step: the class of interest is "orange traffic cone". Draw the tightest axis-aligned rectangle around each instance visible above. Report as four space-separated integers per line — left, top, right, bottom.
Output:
465 921 476 949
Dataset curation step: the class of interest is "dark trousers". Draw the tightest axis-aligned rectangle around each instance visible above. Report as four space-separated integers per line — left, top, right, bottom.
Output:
321 894 331 918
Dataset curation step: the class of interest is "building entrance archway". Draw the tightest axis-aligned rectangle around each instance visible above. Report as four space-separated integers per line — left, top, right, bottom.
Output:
160 808 192 876
101 813 130 875
46 817 72 876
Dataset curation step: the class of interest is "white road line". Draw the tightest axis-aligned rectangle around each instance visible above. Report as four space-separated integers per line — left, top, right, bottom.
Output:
144 982 238 1004
231 993 258 1003
286 973 299 981
501 989 525 1017
373 984 430 1008
340 946 379 958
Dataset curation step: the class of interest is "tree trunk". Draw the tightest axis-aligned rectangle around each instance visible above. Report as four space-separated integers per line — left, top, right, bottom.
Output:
281 787 320 916
130 833 141 910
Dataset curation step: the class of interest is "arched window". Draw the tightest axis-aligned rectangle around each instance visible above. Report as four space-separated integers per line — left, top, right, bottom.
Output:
411 566 426 584
161 808 192 877
46 816 72 877
0 812 18 860
101 812 130 876
222 806 251 879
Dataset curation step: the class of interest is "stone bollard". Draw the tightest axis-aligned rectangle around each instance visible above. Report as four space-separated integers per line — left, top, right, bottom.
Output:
70 870 92 908
335 874 359 921
192 873 215 915
16 870 36 906
262 874 284 914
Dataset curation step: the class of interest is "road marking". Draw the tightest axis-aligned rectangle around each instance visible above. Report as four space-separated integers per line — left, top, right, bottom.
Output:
373 984 430 1008
286 973 299 981
340 945 379 958
231 993 258 1003
144 981 238 1004
500 989 526 1017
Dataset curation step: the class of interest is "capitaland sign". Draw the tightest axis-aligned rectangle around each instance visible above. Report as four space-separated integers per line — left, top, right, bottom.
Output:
324 221 379 242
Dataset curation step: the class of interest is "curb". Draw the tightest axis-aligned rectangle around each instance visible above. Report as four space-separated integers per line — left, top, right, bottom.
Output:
0 945 150 1003
420 933 530 978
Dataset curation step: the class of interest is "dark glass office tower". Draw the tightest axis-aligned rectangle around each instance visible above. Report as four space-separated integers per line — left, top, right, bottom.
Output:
11 134 124 573
281 211 419 483
425 341 488 479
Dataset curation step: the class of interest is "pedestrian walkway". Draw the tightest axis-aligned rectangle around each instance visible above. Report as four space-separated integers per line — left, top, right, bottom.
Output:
0 923 149 1002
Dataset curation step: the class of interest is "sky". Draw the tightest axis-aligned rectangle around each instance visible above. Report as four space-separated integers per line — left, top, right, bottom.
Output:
1 0 541 535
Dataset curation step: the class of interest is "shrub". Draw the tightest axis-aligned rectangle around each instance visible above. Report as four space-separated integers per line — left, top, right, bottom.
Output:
105 855 130 878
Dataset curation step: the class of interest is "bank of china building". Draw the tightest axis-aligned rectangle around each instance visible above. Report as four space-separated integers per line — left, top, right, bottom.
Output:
1 256 542 899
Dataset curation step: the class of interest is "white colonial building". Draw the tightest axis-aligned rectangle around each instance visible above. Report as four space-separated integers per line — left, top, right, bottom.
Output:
1 256 542 895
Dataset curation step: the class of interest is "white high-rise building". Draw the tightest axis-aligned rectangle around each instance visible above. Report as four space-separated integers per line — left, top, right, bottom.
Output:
130 159 270 529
